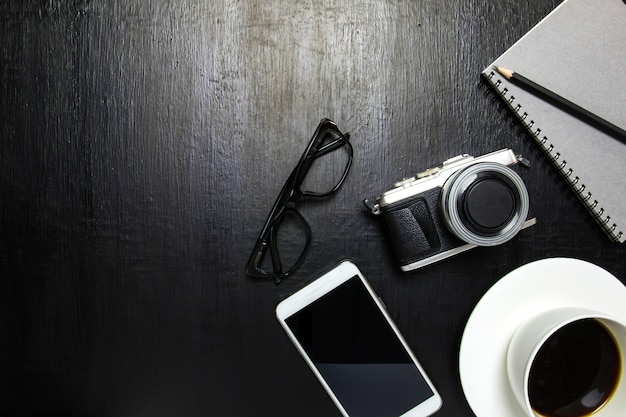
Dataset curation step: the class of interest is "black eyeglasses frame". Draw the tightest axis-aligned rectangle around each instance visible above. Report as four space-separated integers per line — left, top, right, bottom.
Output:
245 119 353 284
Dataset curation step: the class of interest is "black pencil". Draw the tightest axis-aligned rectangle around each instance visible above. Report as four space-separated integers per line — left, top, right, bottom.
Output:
494 66 626 141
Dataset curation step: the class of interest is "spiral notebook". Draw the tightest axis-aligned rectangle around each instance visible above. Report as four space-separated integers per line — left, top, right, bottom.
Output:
482 0 626 243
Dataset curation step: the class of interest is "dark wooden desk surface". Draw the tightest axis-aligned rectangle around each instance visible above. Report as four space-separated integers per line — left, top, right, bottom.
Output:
2 1 625 416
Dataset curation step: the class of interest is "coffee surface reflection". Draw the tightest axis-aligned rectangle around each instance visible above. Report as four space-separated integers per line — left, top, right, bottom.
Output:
528 319 621 417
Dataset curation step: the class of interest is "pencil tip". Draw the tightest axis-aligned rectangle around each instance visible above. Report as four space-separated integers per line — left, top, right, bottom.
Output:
494 66 514 79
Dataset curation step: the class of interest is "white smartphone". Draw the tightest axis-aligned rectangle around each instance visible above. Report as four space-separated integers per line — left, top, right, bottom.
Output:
276 260 442 417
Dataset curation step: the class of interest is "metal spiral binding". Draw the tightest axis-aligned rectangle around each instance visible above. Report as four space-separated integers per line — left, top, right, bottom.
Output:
609 226 622 244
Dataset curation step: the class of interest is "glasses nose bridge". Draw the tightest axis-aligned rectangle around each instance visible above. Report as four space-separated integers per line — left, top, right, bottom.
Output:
284 198 299 210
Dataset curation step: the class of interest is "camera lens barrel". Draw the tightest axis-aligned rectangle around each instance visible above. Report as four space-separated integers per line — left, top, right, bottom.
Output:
440 162 529 246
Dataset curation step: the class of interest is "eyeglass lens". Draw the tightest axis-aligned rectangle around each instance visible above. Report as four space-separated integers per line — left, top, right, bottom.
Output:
255 209 311 281
298 130 352 196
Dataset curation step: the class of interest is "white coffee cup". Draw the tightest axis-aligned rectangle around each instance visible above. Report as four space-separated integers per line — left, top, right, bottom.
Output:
507 307 626 417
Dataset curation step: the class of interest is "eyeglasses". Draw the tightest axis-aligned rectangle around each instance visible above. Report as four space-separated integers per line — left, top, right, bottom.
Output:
245 119 353 284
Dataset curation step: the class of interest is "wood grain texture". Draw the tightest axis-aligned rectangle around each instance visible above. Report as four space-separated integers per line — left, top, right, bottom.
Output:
2 0 624 416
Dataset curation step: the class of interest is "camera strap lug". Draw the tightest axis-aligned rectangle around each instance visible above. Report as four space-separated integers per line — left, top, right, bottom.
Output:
516 154 532 169
362 198 382 216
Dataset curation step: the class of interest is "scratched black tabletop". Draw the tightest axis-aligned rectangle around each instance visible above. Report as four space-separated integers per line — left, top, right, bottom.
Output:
2 1 624 416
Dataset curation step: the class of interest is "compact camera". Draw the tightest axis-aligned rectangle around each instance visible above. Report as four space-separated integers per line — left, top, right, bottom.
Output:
364 149 536 271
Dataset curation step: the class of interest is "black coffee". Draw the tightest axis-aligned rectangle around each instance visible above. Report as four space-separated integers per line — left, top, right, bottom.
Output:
528 319 621 417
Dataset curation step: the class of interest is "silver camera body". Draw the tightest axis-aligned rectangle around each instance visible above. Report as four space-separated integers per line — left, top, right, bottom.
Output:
365 149 536 271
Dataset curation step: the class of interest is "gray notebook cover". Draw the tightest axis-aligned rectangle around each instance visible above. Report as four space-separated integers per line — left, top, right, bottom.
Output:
482 0 626 242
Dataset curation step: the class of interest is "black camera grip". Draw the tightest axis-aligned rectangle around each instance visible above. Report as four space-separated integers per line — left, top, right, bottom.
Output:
382 197 441 264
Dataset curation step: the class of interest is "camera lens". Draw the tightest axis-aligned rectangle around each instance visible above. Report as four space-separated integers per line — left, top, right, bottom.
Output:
440 162 529 246
464 177 516 230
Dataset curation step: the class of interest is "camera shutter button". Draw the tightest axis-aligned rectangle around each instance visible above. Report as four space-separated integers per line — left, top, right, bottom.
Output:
464 178 516 230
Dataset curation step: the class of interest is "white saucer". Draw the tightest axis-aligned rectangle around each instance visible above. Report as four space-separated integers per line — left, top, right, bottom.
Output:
459 258 626 417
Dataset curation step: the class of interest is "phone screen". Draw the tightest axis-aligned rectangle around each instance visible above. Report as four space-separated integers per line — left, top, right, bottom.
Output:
284 275 435 417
